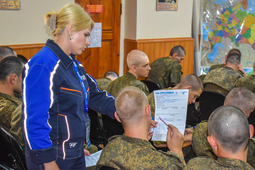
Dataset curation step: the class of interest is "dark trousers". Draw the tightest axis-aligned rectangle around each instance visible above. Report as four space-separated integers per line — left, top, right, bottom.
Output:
26 147 86 170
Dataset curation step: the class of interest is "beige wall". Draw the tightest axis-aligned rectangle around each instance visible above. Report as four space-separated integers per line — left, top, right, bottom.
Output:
0 0 73 45
124 0 137 40
124 0 194 40
0 0 197 74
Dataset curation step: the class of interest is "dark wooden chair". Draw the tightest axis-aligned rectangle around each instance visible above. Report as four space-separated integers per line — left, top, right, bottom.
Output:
199 91 225 121
141 80 161 93
0 125 26 170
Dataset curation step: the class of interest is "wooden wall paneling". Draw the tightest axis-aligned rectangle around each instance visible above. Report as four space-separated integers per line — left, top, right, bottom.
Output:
124 38 195 76
124 39 137 73
6 43 44 60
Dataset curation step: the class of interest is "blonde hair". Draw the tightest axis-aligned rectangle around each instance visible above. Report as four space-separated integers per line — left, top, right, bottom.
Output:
44 3 94 36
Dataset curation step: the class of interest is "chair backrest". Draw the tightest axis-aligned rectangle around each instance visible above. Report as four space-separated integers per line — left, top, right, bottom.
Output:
199 91 225 121
248 109 255 137
141 80 161 93
0 125 27 170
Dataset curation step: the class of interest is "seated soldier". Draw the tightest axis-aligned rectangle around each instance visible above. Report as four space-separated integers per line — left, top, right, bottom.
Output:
187 106 254 169
97 86 186 169
203 53 242 95
89 71 119 147
103 50 151 139
235 62 255 93
96 71 119 91
0 56 24 145
192 87 255 168
0 46 17 61
148 74 203 150
146 45 185 88
209 48 246 76
148 74 203 118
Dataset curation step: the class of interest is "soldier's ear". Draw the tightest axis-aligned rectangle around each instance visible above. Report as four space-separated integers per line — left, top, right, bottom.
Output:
207 135 218 155
130 64 137 71
145 105 151 117
114 112 121 123
183 86 191 90
172 53 179 58
249 124 254 139
8 73 17 85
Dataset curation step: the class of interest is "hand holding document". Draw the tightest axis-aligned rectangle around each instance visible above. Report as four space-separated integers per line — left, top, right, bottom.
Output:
151 89 189 142
85 150 102 167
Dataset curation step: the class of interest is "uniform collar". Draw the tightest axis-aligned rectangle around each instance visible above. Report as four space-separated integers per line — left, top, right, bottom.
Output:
0 92 21 105
126 72 137 80
217 157 250 168
45 39 74 69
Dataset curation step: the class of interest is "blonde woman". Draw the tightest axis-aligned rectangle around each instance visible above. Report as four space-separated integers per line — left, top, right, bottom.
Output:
22 3 115 169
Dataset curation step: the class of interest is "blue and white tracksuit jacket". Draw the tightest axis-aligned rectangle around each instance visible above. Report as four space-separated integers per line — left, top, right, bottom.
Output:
22 39 115 164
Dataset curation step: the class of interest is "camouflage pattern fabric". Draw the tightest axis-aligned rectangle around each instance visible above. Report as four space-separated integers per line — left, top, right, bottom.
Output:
95 77 112 91
192 122 217 159
107 72 150 97
146 57 182 89
248 138 255 168
192 122 255 168
84 144 98 154
235 75 255 93
198 74 206 81
203 66 242 93
209 63 245 76
209 64 225 72
97 135 185 169
0 92 21 131
9 104 24 147
186 156 254 170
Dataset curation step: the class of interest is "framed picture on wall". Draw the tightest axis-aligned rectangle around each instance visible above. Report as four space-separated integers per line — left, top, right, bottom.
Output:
0 0 20 9
156 0 177 11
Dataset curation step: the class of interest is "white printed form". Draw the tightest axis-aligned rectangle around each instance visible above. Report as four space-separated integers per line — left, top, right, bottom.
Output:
151 89 189 141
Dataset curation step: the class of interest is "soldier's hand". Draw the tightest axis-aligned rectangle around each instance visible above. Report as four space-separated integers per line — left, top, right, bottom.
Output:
84 149 91 156
166 124 184 158
184 128 193 143
148 120 158 140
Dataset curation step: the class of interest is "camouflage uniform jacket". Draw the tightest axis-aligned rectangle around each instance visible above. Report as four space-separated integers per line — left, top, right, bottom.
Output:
209 63 225 71
146 57 182 89
0 92 21 130
203 66 242 92
96 77 112 91
96 135 185 170
235 75 255 93
9 104 24 148
186 156 254 170
107 72 150 97
209 63 245 76
192 122 255 168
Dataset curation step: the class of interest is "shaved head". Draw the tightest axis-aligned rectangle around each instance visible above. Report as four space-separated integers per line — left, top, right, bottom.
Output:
0 46 17 61
227 48 241 57
178 74 204 92
208 106 250 153
115 86 148 126
224 87 255 117
126 50 148 68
